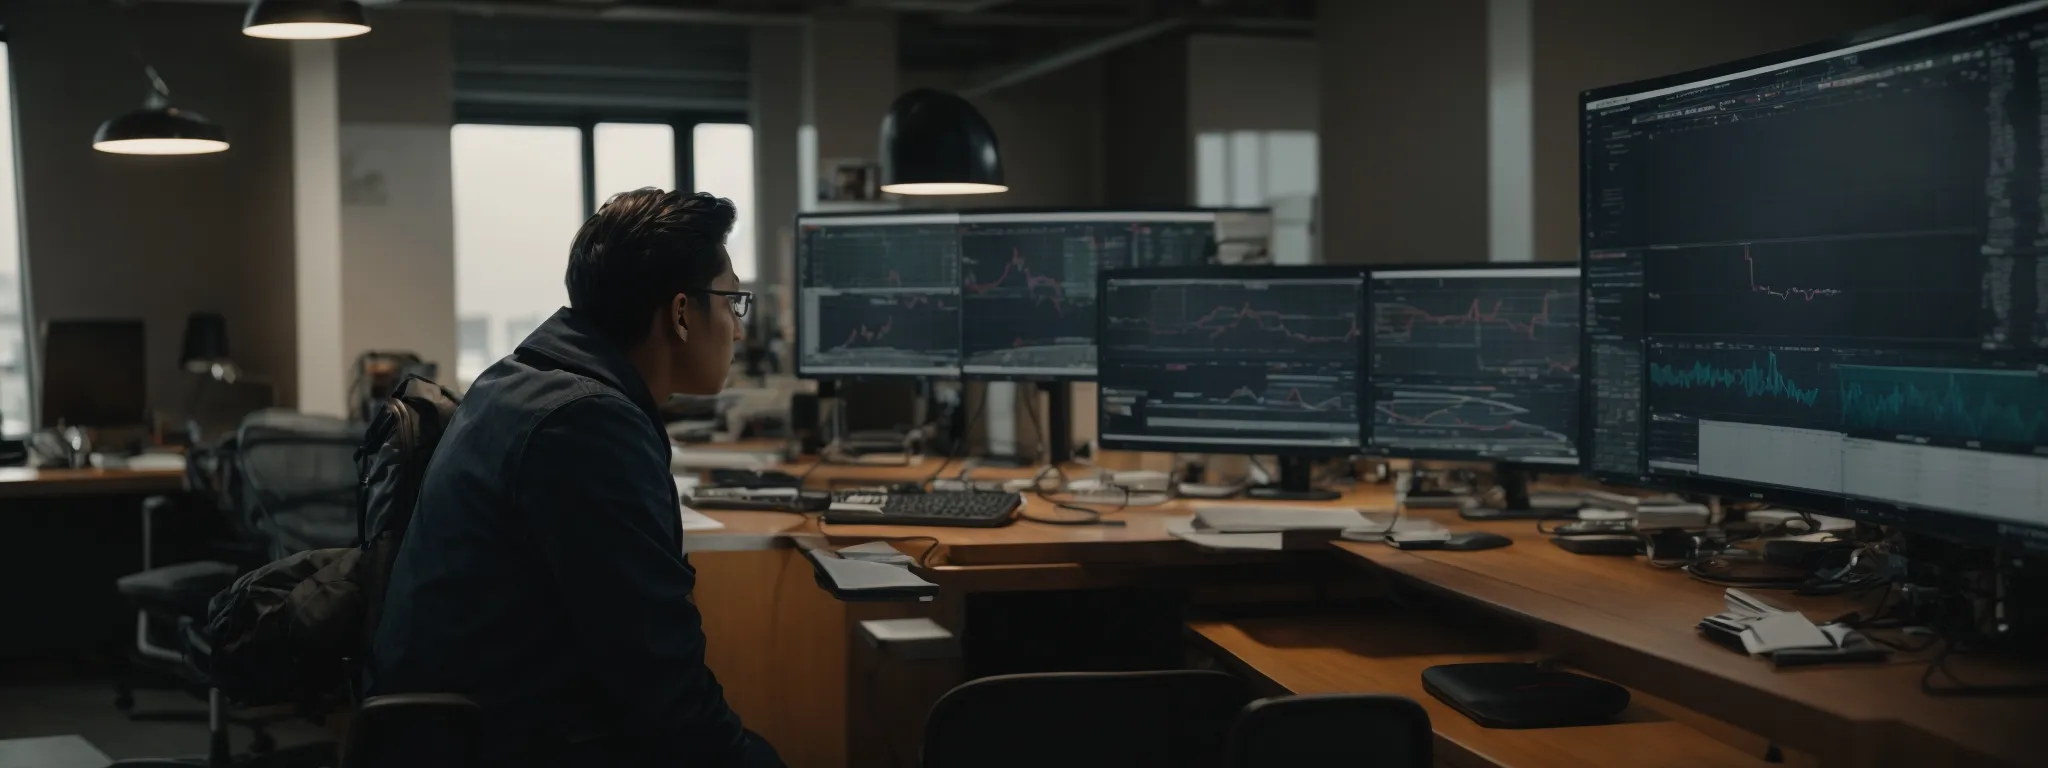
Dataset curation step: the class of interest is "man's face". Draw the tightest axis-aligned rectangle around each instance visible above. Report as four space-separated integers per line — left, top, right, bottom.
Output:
672 256 742 395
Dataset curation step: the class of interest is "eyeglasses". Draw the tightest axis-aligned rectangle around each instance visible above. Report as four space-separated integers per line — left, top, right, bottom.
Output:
702 289 753 319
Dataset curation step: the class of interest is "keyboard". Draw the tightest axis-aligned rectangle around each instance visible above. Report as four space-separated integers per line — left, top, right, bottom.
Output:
823 490 1022 528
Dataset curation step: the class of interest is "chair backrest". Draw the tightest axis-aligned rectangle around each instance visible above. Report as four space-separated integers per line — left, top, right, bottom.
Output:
341 693 482 768
1224 694 1432 768
230 410 364 558
921 670 1252 768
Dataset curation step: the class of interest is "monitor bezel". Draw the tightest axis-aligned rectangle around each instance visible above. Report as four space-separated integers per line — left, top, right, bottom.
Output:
1574 1 2048 542
1094 263 1370 458
1358 261 1584 471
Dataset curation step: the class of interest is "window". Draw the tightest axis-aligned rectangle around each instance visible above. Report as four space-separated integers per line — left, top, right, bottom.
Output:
451 124 583 386
592 122 675 209
450 117 755 387
0 42 28 435
1196 130 1319 265
692 123 755 283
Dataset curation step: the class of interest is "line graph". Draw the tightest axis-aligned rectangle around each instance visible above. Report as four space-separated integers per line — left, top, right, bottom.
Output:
1650 351 1822 407
1744 245 1842 302
818 292 958 354
958 222 1126 372
1641 235 1982 341
1103 279 1363 357
800 224 960 289
1837 365 2047 445
1368 381 1578 460
1369 275 1580 379
1644 346 1838 433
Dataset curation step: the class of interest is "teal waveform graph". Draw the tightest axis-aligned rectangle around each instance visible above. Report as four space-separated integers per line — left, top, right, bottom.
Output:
1837 365 2047 444
1649 351 1823 407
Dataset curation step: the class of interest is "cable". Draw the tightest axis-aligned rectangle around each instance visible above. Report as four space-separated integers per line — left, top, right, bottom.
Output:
1920 641 2048 697
924 385 987 488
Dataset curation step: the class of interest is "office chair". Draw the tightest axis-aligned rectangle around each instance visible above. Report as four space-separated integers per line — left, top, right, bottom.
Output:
339 694 483 768
1222 694 1432 768
920 670 1252 768
113 410 362 766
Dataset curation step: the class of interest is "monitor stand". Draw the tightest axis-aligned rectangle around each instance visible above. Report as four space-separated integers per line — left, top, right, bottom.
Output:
1246 456 1341 502
1459 468 1573 520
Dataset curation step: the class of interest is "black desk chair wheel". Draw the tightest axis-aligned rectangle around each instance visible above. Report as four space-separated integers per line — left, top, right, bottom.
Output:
1224 693 1432 768
920 670 1252 768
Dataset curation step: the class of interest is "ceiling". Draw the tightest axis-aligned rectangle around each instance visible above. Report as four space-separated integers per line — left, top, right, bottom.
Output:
386 0 1315 70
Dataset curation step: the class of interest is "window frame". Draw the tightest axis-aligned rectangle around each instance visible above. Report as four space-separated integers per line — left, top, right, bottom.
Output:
0 28 37 435
453 105 747 218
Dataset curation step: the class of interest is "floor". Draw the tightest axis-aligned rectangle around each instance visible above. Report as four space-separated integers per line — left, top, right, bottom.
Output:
0 678 328 763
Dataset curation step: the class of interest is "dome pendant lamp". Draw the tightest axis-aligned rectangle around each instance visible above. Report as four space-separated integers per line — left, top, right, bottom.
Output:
92 66 228 156
243 0 372 40
878 89 1007 195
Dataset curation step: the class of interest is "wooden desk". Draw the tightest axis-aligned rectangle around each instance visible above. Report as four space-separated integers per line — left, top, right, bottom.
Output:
1188 613 1771 768
1333 507 2047 767
0 467 186 500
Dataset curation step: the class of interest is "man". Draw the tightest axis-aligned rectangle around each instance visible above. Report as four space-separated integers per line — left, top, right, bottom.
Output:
371 189 780 766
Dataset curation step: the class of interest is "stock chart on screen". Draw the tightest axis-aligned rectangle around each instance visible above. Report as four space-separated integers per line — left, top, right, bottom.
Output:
796 214 963 376
1580 1 2048 530
1366 267 1581 465
959 212 1213 377
1097 269 1365 451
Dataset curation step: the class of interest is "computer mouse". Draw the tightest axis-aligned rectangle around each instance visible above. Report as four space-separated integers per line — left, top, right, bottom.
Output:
1443 531 1513 551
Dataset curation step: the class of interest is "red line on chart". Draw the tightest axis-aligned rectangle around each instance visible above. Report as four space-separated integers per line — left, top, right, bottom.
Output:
840 316 895 348
1376 291 1564 342
963 249 1068 316
1744 245 1842 302
1139 305 1362 344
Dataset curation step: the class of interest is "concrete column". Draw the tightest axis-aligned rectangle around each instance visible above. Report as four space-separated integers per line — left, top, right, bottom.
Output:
752 24 804 293
1488 0 1533 263
337 11 457 385
292 41 347 417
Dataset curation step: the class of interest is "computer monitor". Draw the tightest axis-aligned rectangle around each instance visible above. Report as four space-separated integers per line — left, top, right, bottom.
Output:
958 211 1219 378
1580 3 2048 548
40 319 148 429
1363 265 1581 515
1097 265 1368 499
794 213 963 378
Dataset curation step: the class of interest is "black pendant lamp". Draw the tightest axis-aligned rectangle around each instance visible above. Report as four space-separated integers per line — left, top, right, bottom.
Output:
93 66 228 156
243 0 372 40
878 89 1007 195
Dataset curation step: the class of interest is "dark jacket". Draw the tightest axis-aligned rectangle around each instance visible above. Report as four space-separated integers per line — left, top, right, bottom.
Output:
370 307 778 767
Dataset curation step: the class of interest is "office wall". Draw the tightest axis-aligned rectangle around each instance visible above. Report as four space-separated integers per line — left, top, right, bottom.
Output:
1187 35 1318 133
902 61 1107 209
337 11 458 387
1529 0 1981 263
2 0 298 413
1318 0 1489 265
1103 35 1190 207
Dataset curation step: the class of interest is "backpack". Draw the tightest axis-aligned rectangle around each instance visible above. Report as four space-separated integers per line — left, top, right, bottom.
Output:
199 375 462 706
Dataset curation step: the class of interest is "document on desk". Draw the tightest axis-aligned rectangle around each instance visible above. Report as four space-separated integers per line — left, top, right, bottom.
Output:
1166 516 1285 551
1706 588 1832 655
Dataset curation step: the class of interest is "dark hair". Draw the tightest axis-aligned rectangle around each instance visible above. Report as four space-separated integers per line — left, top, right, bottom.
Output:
565 188 736 343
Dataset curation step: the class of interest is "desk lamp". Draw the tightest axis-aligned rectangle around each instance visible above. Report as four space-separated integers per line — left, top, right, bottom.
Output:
180 312 238 443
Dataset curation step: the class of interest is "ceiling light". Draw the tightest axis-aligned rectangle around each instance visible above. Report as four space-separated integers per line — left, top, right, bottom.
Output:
243 0 372 40
94 67 229 156
879 89 1006 196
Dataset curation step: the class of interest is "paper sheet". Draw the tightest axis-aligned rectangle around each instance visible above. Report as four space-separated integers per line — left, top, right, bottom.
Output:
811 555 938 591
678 504 726 532
1166 516 1285 551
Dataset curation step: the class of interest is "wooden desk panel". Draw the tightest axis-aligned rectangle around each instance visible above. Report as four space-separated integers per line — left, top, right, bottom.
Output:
0 467 186 500
1189 614 1772 768
1333 509 2047 767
